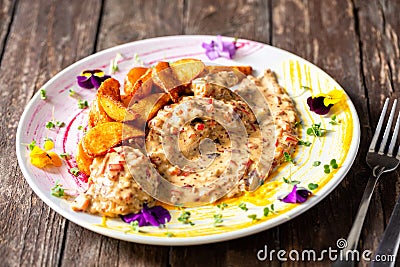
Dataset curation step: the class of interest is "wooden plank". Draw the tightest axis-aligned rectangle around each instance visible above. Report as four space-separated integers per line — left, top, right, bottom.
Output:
0 0 101 266
271 0 372 266
355 0 400 265
96 0 185 51
0 0 16 60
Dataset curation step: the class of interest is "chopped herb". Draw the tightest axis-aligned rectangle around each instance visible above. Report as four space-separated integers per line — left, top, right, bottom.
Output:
28 140 36 151
324 164 331 174
329 115 339 125
51 180 64 197
70 167 80 176
69 89 76 96
77 125 84 131
263 204 276 217
40 89 47 100
77 100 89 109
46 121 55 129
313 161 321 167
110 53 123 74
298 139 312 146
217 203 228 210
283 177 300 186
308 183 319 190
294 121 302 128
283 152 295 164
59 153 70 159
177 210 195 226
330 159 339 169
55 121 65 127
238 202 248 211
306 123 326 137
213 213 223 226
248 214 259 221
129 220 140 232
165 232 174 237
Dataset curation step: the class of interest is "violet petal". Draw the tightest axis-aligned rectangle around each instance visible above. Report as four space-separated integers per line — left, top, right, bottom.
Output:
202 40 215 50
149 205 171 224
77 75 94 89
307 96 333 115
91 75 111 89
120 213 142 223
120 205 171 227
205 49 220 60
280 185 299 203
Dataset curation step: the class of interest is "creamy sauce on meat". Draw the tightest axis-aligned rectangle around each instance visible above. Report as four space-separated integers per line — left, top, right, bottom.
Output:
72 146 155 217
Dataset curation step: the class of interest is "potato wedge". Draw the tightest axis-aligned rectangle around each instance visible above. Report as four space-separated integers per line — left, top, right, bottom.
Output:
153 59 205 102
88 97 114 128
124 67 148 95
97 78 139 122
76 139 93 175
203 65 253 76
82 121 144 156
129 93 171 123
125 68 153 101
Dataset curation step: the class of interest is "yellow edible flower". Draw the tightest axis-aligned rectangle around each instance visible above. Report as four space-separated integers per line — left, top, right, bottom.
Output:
315 89 344 107
44 139 54 150
29 145 62 168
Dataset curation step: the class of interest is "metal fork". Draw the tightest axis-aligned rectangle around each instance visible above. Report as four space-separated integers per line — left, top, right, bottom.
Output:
333 98 400 266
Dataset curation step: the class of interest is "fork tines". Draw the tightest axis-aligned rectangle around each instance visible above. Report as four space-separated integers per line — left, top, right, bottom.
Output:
369 98 400 157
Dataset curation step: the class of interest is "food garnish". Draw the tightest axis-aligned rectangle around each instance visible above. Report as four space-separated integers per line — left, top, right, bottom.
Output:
40 89 47 100
248 214 259 222
307 89 344 115
238 203 248 211
51 180 65 197
29 140 62 168
69 167 80 177
329 114 339 125
177 210 195 226
76 69 111 89
263 204 276 217
308 183 319 190
109 53 123 74
279 185 312 204
69 88 76 96
121 205 171 227
213 213 223 227
306 123 326 137
202 35 237 60
77 99 89 109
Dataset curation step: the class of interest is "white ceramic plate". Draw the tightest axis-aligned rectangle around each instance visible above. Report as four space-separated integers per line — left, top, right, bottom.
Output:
16 35 360 245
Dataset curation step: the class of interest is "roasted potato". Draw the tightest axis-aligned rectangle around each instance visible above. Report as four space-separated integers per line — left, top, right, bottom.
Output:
129 93 171 123
76 139 93 175
203 65 253 76
124 67 148 95
88 97 114 128
82 121 144 157
125 68 153 101
152 59 205 102
97 78 139 122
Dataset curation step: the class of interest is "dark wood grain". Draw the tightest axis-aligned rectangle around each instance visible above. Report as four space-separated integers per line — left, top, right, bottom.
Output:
1 0 399 266
0 0 101 266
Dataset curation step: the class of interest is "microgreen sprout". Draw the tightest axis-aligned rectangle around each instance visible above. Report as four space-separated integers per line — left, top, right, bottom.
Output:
298 139 312 147
248 214 259 222
217 203 228 210
329 115 339 125
177 210 195 226
129 220 140 232
213 213 223 227
238 203 248 211
40 89 47 100
283 152 295 164
313 161 321 167
46 121 55 129
70 167 80 176
51 180 65 197
306 123 326 137
308 183 319 190
263 204 276 217
28 140 36 151
78 100 89 109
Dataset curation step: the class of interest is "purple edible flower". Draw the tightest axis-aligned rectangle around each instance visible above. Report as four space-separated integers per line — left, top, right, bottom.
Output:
202 35 237 60
76 69 111 89
307 96 333 115
121 204 171 227
279 185 312 204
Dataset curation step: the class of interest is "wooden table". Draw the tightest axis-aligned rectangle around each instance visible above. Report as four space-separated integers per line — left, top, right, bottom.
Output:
1 0 399 266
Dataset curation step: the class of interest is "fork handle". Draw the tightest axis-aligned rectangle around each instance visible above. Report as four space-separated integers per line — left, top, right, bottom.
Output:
371 194 400 267
332 171 382 266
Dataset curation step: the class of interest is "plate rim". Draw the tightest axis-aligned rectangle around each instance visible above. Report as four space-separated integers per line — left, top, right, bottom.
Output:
16 35 361 246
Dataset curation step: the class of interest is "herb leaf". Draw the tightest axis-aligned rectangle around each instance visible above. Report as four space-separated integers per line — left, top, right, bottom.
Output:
313 161 321 167
70 167 80 176
238 203 248 211
177 210 195 226
28 140 36 151
78 100 89 109
129 220 140 232
283 152 295 164
248 214 259 221
217 203 228 210
51 180 65 197
308 183 319 190
213 213 223 226
46 121 55 129
306 123 326 137
298 139 312 146
40 89 47 100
